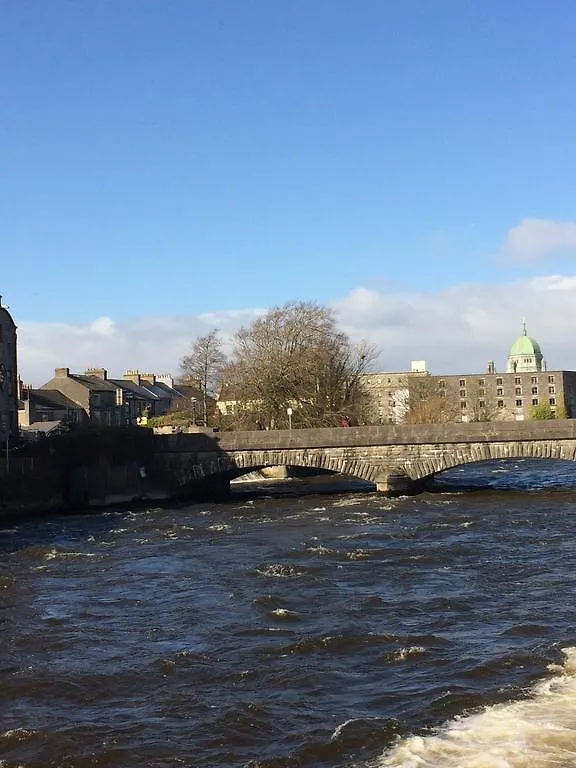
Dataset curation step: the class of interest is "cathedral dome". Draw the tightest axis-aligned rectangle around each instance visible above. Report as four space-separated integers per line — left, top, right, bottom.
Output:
506 322 544 373
509 333 542 358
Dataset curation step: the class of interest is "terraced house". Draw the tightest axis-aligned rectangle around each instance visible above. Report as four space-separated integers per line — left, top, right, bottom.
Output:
0 298 18 442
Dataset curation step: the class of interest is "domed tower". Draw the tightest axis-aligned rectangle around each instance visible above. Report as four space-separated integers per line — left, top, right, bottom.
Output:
506 321 544 373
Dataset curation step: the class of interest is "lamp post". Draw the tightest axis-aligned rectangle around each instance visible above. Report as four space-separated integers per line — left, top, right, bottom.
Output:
191 398 197 425
287 407 293 430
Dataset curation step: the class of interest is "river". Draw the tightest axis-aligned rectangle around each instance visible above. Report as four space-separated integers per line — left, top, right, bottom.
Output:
2 458 576 767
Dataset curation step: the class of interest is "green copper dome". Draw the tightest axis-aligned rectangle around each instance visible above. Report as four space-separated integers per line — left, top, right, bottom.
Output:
509 334 542 357
506 322 544 373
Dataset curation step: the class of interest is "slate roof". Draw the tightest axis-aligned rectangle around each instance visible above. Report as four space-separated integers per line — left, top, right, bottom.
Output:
25 389 83 410
21 420 65 434
109 379 160 401
69 374 118 392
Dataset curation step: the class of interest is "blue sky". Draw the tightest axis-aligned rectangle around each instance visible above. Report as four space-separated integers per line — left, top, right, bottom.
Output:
3 1 576 381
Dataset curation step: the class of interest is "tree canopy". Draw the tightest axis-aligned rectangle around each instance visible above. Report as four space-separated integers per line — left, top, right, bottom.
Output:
220 301 376 429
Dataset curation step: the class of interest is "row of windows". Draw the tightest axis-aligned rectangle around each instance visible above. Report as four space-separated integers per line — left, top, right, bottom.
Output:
450 375 556 387
459 386 556 397
460 398 557 409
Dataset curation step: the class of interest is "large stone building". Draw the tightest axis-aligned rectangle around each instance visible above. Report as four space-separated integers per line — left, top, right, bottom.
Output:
0 298 18 441
363 325 576 423
361 361 430 424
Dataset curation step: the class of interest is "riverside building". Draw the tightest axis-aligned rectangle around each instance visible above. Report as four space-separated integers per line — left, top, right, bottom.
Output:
363 324 576 423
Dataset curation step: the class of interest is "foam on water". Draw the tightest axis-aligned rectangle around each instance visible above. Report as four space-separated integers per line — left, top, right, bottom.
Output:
377 647 576 767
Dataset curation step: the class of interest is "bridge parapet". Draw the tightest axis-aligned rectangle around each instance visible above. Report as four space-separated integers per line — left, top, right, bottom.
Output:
155 420 576 452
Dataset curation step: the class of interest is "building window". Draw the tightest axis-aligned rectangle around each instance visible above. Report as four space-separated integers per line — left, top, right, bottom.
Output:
496 377 503 385
548 375 555 384
532 387 538 395
515 377 521 385
478 378 485 386
531 376 538 384
532 398 538 406
516 399 522 407
479 400 486 408
439 390 446 398
438 380 446 389
459 379 466 387
460 401 467 409
515 387 522 395
497 400 504 408
460 389 466 397
549 386 555 394
497 387 503 395
549 398 556 406
478 388 485 396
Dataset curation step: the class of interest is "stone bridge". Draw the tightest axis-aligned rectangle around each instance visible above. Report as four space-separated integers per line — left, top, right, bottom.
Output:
151 420 576 496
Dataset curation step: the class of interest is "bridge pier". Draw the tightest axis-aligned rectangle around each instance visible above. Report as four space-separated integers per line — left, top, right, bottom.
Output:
375 472 427 496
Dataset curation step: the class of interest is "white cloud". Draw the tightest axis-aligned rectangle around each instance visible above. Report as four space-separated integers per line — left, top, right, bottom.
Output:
17 311 260 386
502 219 576 262
90 316 116 336
15 275 576 386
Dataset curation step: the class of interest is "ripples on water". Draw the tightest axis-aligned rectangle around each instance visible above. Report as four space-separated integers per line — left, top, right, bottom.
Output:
1 459 576 767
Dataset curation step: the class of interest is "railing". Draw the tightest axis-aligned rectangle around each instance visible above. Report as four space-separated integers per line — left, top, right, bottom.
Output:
0 455 38 477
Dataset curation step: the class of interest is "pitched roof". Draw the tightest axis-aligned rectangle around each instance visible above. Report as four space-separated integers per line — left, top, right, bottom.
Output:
69 374 118 392
109 379 160 401
26 389 83 410
140 380 183 400
21 420 65 434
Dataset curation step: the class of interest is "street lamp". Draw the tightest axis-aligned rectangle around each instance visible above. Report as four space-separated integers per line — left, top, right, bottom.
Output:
287 407 293 430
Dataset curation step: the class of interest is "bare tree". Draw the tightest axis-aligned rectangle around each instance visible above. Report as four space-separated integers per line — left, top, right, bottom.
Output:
220 301 376 429
404 376 460 424
466 390 499 422
180 330 227 426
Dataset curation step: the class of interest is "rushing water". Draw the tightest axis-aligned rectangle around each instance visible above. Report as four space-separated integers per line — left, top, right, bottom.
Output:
2 459 576 767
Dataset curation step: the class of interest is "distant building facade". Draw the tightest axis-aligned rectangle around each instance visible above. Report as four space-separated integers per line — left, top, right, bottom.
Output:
427 368 575 422
362 325 576 423
37 367 203 427
18 388 86 431
361 361 430 423
0 299 18 441
40 368 123 426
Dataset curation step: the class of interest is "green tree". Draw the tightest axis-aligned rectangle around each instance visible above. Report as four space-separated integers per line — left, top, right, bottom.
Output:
555 403 568 419
180 330 227 426
530 402 556 420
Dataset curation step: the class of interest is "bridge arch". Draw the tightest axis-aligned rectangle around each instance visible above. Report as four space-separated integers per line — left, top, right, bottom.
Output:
204 449 379 484
401 440 576 482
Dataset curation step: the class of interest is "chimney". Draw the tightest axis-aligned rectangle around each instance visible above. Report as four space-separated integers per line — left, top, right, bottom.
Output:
85 368 108 380
124 369 141 386
55 367 70 378
140 372 156 385
156 374 174 389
